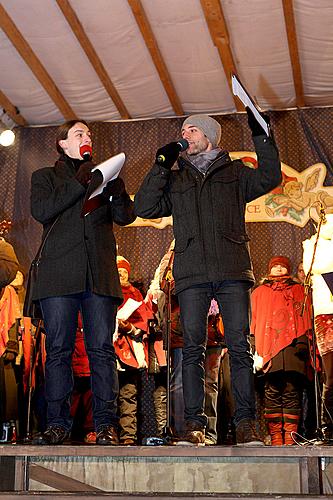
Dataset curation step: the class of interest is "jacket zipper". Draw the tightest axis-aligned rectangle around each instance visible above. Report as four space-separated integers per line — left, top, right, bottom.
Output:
179 156 225 278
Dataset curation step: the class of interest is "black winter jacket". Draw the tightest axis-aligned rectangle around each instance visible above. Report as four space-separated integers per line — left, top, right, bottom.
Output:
134 135 281 293
30 155 135 301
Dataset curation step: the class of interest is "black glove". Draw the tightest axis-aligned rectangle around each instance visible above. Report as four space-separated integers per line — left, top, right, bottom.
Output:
246 107 270 137
102 177 126 200
75 161 94 186
156 142 180 169
2 339 19 362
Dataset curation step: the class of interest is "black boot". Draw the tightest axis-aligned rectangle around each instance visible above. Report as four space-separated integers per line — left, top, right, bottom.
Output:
317 383 333 445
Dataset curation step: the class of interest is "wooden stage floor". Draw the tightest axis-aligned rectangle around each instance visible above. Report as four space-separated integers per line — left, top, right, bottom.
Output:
0 443 333 498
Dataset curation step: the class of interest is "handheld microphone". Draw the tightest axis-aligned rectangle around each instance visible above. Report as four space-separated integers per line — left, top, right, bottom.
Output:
79 144 92 161
176 138 189 151
157 139 189 164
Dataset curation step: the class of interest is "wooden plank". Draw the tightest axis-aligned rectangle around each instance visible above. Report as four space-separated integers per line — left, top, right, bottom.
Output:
282 0 305 107
1 443 333 458
0 90 28 127
299 457 323 495
200 0 242 111
0 457 15 491
0 5 76 121
0 494 328 500
56 0 130 119
14 456 27 491
29 463 103 492
299 456 311 494
127 0 184 116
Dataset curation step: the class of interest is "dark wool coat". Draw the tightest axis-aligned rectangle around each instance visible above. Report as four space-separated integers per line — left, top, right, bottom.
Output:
134 135 282 294
30 155 135 301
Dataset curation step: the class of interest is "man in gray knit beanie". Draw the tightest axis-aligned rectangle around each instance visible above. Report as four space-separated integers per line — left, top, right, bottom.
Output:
182 114 221 150
135 108 281 447
179 114 225 174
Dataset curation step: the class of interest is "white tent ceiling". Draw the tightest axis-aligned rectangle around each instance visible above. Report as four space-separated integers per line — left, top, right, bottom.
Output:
0 0 333 127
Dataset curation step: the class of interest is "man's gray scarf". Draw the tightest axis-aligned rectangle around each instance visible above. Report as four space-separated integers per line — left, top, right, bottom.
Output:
186 148 230 174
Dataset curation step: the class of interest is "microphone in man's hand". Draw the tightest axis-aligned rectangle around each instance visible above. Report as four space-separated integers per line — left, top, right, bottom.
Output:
156 139 189 164
79 144 92 161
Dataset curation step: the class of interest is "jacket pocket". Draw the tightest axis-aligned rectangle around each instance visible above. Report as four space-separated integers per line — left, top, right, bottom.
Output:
171 179 197 194
173 234 198 283
211 172 239 184
174 234 194 254
216 230 251 272
170 179 197 218
218 230 250 244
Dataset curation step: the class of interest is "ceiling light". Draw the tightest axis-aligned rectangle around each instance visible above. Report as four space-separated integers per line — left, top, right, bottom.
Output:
0 129 15 146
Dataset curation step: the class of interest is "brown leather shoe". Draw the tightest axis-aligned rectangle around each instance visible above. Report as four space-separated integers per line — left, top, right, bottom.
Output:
121 438 136 446
236 418 264 446
96 425 119 445
176 422 205 446
36 425 70 445
176 429 205 446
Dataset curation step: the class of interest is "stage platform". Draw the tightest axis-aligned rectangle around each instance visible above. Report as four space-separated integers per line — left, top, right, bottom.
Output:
0 443 333 498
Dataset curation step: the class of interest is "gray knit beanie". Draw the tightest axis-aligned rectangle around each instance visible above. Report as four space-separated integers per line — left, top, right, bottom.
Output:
182 114 221 147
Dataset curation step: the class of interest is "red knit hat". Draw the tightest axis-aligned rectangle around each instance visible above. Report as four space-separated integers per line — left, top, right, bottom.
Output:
117 256 131 275
268 255 291 275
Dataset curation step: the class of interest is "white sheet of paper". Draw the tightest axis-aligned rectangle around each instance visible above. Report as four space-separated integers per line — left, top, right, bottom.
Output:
117 298 142 321
231 75 270 136
88 152 126 200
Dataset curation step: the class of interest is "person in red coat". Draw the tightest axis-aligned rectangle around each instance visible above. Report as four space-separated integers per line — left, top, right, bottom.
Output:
251 256 312 445
114 256 153 445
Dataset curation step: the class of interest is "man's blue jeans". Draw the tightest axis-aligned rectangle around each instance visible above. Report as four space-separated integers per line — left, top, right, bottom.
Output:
40 291 119 431
178 280 255 429
170 345 223 440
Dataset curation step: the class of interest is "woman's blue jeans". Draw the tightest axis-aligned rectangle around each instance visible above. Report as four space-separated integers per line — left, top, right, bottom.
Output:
40 291 119 431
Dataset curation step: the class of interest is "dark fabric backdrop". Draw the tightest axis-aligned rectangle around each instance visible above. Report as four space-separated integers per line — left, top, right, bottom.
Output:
1 107 333 289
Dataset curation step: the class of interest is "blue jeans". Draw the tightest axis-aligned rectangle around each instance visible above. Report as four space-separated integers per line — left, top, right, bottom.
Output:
170 345 223 439
178 281 255 428
170 348 184 435
40 292 119 431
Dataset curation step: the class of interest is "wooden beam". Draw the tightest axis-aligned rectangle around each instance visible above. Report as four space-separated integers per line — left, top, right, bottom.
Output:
127 0 184 115
56 0 130 119
282 0 305 107
0 90 28 126
0 4 76 121
29 463 103 492
200 0 242 111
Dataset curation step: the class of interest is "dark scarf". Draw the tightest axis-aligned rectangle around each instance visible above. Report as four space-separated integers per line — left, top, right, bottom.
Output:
185 148 231 174
56 153 85 172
